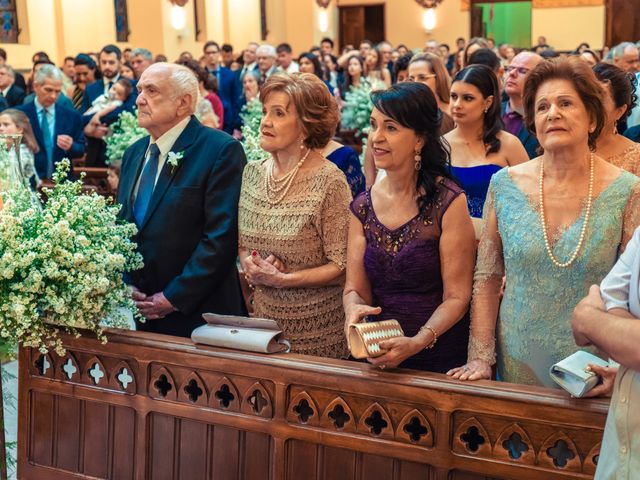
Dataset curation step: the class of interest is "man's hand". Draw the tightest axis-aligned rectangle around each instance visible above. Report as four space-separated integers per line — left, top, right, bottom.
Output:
56 134 73 151
136 292 177 320
572 285 605 346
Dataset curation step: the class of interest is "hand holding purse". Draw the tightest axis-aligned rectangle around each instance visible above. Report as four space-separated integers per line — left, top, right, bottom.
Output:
549 350 610 397
348 319 404 359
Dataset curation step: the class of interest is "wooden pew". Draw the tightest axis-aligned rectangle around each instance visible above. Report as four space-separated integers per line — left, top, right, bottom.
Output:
18 330 608 479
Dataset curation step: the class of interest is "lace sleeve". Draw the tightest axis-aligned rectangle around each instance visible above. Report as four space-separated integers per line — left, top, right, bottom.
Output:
467 181 504 365
320 175 352 270
620 180 640 253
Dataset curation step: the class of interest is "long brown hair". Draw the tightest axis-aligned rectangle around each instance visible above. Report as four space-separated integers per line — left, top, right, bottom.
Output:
0 109 40 154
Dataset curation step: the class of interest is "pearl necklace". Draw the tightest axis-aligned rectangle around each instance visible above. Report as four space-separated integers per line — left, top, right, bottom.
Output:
539 152 594 268
264 149 311 205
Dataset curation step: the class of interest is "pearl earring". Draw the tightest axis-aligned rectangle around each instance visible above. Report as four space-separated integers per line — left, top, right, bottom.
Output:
414 150 421 171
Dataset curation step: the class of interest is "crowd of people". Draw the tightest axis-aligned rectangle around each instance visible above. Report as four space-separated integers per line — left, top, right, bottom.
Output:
1 34 640 479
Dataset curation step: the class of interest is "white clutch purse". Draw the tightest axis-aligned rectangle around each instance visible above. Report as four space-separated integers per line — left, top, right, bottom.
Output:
191 313 291 354
549 350 610 397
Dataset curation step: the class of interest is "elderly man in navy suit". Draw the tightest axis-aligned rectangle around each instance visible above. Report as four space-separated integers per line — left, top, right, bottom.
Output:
17 64 85 179
117 63 246 337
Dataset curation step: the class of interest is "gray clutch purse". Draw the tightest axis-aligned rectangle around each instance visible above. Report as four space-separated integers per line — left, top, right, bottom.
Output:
549 351 610 397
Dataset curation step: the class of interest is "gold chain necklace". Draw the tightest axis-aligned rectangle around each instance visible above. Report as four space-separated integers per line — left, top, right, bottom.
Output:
539 152 594 268
264 149 311 205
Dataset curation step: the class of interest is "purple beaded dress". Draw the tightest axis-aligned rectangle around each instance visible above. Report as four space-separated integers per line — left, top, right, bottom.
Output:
350 178 470 373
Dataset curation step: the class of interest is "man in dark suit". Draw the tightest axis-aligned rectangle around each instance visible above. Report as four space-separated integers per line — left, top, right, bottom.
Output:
203 41 239 134
0 48 26 91
0 65 25 107
82 44 137 166
117 63 246 337
17 64 85 180
502 51 544 159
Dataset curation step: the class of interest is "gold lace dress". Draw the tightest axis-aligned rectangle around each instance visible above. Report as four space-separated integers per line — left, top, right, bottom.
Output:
238 160 351 359
606 143 640 176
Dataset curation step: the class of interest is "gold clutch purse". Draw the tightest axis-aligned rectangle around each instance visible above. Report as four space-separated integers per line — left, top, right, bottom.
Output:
348 320 405 359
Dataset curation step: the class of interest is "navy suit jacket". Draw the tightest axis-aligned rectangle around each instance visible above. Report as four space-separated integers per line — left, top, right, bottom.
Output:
81 78 137 124
5 84 25 107
208 66 239 134
501 100 540 159
17 100 85 179
116 116 246 337
0 95 7 113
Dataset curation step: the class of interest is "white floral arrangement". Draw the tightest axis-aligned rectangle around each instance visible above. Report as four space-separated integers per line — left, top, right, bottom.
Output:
239 98 269 163
0 159 143 355
167 151 184 174
105 110 148 166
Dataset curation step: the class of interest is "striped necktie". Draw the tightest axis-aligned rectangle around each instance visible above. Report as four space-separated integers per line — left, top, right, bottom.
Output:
72 86 84 110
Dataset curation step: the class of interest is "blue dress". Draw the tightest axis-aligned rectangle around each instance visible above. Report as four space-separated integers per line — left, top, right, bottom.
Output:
473 168 640 387
450 164 503 218
326 146 366 198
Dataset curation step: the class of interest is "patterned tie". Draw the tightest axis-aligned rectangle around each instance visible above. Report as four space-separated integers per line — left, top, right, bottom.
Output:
40 108 54 178
133 144 161 228
72 86 84 110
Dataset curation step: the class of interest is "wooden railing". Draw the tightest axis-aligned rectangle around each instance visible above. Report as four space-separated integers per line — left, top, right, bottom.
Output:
18 329 609 479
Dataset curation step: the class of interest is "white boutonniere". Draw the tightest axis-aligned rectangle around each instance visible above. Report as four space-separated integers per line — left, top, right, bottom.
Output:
167 151 184 174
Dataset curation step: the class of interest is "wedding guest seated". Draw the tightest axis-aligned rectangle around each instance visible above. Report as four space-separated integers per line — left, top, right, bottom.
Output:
119 62 135 80
0 108 40 187
17 65 85 180
0 65 25 107
444 64 528 238
339 55 366 98
178 59 222 129
344 83 476 373
238 73 351 358
364 46 391 88
117 63 246 336
23 60 74 110
256 44 280 84
235 71 260 131
0 48 26 90
580 49 600 67
502 51 544 158
130 48 153 79
592 62 640 175
572 228 640 477
448 57 640 387
393 53 412 84
106 162 120 193
408 53 455 134
463 37 490 67
84 78 135 136
68 54 97 111
321 139 365 197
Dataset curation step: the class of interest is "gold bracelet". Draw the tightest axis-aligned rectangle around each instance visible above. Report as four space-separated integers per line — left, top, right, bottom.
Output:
419 324 438 349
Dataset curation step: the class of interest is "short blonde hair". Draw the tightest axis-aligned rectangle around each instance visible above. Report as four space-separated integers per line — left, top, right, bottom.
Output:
260 73 339 149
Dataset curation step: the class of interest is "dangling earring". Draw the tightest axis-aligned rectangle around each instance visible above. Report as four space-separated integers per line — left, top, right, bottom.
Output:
414 150 422 171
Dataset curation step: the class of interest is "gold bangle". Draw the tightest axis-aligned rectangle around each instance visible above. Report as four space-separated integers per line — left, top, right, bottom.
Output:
419 324 438 349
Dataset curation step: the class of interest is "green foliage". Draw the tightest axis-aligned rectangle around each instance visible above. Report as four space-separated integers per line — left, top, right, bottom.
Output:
340 82 375 138
105 110 148 165
239 98 269 163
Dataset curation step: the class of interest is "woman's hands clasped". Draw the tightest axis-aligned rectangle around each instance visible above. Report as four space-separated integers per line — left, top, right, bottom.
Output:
446 359 492 381
241 251 287 288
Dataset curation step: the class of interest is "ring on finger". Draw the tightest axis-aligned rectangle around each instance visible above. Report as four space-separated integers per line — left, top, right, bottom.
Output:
379 364 386 370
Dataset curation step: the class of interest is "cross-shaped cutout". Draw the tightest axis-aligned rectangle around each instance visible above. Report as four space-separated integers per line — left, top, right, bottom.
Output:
214 384 235 408
35 355 51 375
461 426 485 452
154 374 172 397
293 399 314 424
502 432 529 460
328 404 350 429
249 389 267 414
184 379 203 403
403 416 428 442
117 368 133 389
88 363 105 385
364 410 388 435
62 359 77 379
547 439 575 468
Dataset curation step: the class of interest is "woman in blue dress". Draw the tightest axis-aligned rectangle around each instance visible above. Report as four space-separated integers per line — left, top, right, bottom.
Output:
444 64 529 238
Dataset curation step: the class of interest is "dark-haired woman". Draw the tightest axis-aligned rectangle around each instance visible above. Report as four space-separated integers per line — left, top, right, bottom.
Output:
444 64 528 237
298 52 335 95
343 82 476 373
340 55 367 97
593 62 640 176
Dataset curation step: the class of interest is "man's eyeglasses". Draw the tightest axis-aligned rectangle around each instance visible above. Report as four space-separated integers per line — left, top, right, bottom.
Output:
505 66 530 76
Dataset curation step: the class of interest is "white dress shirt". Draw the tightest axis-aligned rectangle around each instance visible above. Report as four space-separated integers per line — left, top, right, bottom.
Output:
133 116 191 197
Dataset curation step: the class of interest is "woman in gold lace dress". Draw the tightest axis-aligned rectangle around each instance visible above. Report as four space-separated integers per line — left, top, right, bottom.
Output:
238 73 351 359
593 63 640 175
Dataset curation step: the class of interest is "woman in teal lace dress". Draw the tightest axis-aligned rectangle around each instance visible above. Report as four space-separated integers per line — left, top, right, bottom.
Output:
448 57 640 388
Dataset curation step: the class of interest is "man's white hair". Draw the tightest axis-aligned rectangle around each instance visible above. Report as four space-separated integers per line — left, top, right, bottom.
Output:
257 44 277 58
611 42 638 60
34 64 64 85
148 62 199 113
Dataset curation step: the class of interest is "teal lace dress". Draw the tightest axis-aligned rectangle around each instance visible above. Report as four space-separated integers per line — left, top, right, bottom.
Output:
468 168 640 387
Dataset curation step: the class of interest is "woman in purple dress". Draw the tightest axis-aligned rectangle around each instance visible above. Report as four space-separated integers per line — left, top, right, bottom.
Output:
343 83 476 373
